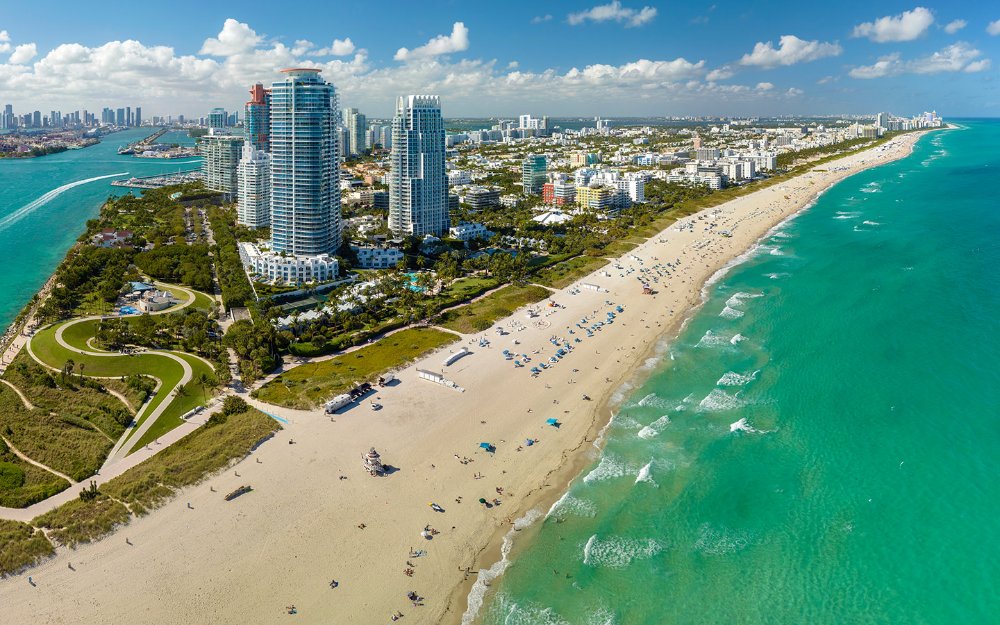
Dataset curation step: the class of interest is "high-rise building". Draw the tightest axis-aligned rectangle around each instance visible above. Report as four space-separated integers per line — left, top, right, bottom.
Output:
388 95 448 237
135 107 141 127
208 108 228 129
244 83 271 151
116 108 126 126
236 143 271 229
269 68 341 255
876 112 890 129
2 104 14 129
522 154 547 195
199 131 244 199
343 107 367 156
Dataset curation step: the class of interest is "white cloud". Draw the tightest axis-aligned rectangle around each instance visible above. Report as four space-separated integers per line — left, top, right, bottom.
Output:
706 66 734 81
817 75 835 85
988 20 1000 36
849 42 989 78
0 30 9 54
531 15 553 24
786 87 804 96
739 35 842 68
394 22 469 61
0 18 810 116
316 38 356 56
943 19 966 34
198 18 262 56
9 43 36 65
567 2 657 28
852 7 934 43
755 82 774 90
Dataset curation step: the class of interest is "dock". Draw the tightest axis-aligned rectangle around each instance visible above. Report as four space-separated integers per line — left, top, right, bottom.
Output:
111 169 202 189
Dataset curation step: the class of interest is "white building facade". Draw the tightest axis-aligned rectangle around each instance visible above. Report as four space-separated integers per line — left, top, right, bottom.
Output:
236 144 271 229
388 95 449 237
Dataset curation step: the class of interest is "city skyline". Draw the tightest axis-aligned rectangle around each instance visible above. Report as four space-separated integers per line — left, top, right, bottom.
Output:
1 1 998 117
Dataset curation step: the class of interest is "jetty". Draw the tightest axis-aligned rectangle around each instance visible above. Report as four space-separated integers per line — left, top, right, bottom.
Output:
117 127 169 155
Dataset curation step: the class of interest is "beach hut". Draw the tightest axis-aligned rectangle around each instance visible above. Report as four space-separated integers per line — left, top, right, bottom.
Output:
362 447 385 476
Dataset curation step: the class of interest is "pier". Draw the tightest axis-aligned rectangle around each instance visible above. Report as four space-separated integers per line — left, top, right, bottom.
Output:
117 127 169 155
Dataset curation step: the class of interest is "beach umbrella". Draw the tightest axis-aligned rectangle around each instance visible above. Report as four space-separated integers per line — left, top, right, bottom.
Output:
546 418 559 426
479 442 493 450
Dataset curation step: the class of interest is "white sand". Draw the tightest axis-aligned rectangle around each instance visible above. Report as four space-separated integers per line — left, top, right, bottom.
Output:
0 132 929 625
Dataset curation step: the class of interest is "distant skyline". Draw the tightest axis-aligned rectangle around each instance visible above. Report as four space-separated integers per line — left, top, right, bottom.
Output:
1 1 998 117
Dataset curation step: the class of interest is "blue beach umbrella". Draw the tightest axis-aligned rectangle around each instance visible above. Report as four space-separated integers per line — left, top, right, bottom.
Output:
546 418 559 426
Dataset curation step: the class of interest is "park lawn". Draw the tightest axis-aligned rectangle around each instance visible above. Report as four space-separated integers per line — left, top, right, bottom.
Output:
189 289 217 312
436 276 499 306
601 240 640 256
126 353 217 452
534 256 610 289
437 284 551 334
0 519 54 577
257 328 459 409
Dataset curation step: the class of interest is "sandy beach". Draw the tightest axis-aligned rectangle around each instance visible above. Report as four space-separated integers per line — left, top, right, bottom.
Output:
0 131 930 625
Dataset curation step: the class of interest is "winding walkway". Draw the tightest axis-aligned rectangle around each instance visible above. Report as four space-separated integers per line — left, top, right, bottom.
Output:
50 319 194 461
0 435 76 485
0 379 34 410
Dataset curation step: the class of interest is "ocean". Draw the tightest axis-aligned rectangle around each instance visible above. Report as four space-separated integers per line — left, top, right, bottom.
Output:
0 127 200 327
473 120 1000 625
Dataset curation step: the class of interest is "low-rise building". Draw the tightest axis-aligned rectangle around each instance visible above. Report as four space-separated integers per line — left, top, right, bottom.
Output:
351 243 404 269
449 222 492 242
91 229 133 248
463 186 501 210
239 241 339 285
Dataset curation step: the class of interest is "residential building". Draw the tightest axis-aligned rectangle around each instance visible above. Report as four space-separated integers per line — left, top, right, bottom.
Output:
449 222 492 242
244 83 271 151
269 67 342 256
208 107 227 129
576 184 617 215
570 151 600 167
388 95 449 237
343 107 367 156
236 144 271 229
239 242 339 284
521 154 547 195
463 186 501 210
351 243 404 269
199 132 244 198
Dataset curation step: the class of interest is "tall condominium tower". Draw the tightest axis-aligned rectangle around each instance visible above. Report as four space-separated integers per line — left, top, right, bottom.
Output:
208 107 227 129
269 68 341 255
245 83 271 151
522 154 547 195
199 132 244 199
388 95 448 237
343 107 367 156
237 143 271 229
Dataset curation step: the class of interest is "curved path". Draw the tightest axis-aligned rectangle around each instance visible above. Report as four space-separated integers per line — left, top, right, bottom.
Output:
0 434 76 485
50 319 194 461
0 379 34 410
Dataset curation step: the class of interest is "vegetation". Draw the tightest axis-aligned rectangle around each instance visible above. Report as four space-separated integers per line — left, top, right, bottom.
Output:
102 407 279 515
256 327 458 409
134 244 213 291
33 494 131 547
207 206 256 309
0 519 54 577
437 284 550 334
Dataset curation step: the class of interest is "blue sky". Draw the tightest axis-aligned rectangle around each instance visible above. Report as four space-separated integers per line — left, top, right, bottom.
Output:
0 1 998 117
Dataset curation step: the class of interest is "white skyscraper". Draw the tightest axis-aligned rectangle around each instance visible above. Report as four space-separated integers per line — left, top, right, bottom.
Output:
236 143 271 229
388 95 448 237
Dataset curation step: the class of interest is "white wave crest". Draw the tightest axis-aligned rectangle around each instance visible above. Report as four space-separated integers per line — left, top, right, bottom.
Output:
729 417 756 433
583 535 665 568
720 306 744 319
462 509 544 625
637 414 671 439
635 461 658 487
547 493 599 519
694 523 752 556
699 389 742 412
717 370 759 387
583 454 635 484
730 333 746 345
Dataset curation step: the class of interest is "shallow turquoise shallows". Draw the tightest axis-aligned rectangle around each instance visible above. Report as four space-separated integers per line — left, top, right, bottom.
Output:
0 128 199 327
477 120 1000 625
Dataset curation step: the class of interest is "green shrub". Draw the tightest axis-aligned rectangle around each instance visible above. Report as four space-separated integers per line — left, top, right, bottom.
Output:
0 462 26 490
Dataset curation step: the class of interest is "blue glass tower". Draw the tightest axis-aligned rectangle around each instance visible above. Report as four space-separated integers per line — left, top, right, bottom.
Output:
269 68 341 255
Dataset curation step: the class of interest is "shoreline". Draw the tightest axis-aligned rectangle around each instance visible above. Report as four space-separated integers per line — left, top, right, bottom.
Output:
448 127 937 625
0 129 937 625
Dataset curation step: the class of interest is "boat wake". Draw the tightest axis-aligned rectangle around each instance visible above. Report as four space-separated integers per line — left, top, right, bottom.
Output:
0 172 128 231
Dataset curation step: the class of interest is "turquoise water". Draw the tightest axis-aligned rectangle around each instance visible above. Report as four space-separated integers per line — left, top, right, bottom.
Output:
477 121 1000 625
0 128 202 327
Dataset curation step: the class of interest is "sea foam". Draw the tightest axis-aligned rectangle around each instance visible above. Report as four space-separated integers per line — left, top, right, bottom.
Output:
699 389 742 412
583 535 665 568
716 370 759 386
